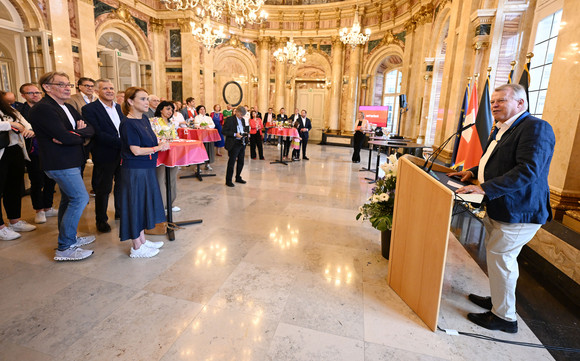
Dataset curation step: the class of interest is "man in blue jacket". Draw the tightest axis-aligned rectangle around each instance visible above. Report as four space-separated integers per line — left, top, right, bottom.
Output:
29 71 95 261
82 79 125 233
449 83 555 333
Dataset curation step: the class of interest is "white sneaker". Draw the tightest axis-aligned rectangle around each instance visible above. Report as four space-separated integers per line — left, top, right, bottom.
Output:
9 220 37 232
54 246 94 261
205 164 213 171
45 208 59 217
0 227 21 241
35 211 47 224
172 206 181 212
144 240 164 249
73 235 96 247
130 246 159 258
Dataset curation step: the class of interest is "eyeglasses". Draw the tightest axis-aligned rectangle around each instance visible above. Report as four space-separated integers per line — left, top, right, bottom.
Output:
23 92 42 95
80 84 94 88
47 83 75 88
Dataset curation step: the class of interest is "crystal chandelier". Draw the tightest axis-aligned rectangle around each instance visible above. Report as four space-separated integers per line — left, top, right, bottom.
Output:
191 17 227 52
339 7 371 48
160 0 268 26
274 37 306 65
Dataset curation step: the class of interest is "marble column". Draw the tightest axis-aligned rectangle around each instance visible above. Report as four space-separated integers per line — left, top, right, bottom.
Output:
75 0 98 79
47 0 74 77
342 44 361 132
257 37 270 113
180 19 201 100
543 0 580 217
328 37 343 131
203 50 214 106
274 38 286 111
150 18 166 98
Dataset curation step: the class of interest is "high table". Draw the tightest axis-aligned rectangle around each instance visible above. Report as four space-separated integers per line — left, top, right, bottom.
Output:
157 139 209 240
367 140 428 183
264 122 278 145
177 128 221 181
269 127 300 165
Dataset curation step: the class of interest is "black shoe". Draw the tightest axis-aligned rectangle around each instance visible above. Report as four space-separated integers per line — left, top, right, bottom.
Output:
226 182 235 187
467 311 518 333
303 156 309 160
96 221 111 233
469 294 492 310
260 157 265 160
235 178 247 184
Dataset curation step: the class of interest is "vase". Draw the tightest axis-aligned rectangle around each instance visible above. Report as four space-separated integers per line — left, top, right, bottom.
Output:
380 229 391 260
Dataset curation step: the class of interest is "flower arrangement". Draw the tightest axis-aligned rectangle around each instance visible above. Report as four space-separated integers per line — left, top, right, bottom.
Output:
150 117 177 140
199 122 209 128
356 155 399 231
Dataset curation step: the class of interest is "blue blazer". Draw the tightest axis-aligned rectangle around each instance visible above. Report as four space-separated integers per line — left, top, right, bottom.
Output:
82 101 125 163
469 112 555 224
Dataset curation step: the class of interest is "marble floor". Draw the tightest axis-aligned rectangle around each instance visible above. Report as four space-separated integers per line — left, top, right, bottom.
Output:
0 143 555 361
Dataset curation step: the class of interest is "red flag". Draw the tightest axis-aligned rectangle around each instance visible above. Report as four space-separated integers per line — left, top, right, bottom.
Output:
455 81 482 169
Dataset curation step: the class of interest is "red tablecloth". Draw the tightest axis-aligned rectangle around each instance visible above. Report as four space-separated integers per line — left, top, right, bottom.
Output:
265 122 276 128
269 127 299 137
177 128 221 142
157 140 208 167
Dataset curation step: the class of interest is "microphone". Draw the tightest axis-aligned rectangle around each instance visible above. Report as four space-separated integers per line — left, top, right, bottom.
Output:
422 122 474 171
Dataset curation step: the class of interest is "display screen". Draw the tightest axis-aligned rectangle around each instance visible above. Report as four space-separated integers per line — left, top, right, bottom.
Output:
359 106 390 129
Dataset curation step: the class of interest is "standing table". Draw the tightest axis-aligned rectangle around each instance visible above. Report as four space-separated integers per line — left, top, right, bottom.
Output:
269 127 300 165
177 128 221 181
157 139 209 240
367 140 428 183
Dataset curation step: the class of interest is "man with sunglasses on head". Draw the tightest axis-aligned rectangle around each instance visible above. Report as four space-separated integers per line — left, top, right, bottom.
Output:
28 72 95 261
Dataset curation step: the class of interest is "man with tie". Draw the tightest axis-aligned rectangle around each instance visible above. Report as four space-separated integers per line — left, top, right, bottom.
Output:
449 83 555 333
82 79 125 233
297 109 312 160
66 77 96 114
222 106 249 187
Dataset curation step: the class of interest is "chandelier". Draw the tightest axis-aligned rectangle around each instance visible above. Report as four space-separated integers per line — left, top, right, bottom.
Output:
339 7 371 48
160 0 268 26
191 17 227 52
274 37 306 65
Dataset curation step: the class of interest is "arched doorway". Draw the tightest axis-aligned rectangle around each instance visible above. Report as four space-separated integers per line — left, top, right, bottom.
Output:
370 55 403 133
0 0 23 92
214 47 258 108
98 30 141 92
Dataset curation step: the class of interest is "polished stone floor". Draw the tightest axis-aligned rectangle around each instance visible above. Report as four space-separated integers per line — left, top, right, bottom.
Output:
0 143 555 360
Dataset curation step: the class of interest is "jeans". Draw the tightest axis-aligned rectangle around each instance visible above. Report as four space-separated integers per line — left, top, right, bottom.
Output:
45 167 89 251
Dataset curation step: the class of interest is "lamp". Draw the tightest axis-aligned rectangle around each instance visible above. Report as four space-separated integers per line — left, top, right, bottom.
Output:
191 17 227 52
339 6 371 48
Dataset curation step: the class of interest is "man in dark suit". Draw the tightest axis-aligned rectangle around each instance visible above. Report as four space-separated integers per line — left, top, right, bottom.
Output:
450 83 555 333
222 106 249 187
28 71 95 262
82 79 125 233
297 109 312 160
262 107 276 144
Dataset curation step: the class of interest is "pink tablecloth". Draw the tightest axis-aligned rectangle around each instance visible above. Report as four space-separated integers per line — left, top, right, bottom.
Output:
177 128 221 142
269 127 299 137
157 140 208 167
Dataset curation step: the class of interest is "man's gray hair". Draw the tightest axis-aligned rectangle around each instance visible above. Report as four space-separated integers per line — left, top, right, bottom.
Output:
495 83 528 109
95 78 113 90
235 106 247 117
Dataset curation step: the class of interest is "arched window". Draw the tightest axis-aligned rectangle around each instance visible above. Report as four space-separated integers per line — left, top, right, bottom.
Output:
425 18 449 145
382 69 402 133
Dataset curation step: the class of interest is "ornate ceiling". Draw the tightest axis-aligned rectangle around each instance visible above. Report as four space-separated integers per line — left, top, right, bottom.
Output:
265 0 346 4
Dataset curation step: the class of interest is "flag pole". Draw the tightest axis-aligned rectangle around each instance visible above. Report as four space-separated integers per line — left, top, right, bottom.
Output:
508 60 517 84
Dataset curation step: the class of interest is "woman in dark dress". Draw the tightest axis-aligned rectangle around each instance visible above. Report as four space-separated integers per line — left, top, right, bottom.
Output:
119 87 169 258
210 104 225 156
352 111 370 163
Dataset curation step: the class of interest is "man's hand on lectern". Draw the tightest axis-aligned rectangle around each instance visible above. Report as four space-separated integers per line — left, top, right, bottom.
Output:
447 170 474 182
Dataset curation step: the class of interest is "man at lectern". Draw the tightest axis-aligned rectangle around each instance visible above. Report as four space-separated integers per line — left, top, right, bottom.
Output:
448 83 555 333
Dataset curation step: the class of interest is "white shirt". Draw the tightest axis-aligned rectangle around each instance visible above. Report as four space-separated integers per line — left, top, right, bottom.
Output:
478 110 525 183
59 104 77 129
82 93 94 104
236 117 245 134
99 99 121 133
172 111 186 127
193 114 215 128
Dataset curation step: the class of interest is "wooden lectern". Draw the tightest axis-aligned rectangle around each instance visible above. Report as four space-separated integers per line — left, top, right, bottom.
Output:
387 155 457 331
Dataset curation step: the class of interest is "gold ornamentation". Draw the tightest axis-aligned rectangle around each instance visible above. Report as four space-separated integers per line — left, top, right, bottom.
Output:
150 18 164 33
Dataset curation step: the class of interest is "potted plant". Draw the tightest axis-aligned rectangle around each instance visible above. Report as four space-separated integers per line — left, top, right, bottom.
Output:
356 155 398 259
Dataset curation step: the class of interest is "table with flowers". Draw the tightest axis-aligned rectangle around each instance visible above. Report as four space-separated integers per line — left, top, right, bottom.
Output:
269 126 300 165
177 127 221 181
157 139 209 240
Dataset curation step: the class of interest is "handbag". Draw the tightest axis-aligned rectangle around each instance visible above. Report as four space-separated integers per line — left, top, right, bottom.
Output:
144 221 183 235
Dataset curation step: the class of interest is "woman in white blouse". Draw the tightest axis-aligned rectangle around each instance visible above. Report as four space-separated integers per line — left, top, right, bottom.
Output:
194 105 215 170
0 92 37 240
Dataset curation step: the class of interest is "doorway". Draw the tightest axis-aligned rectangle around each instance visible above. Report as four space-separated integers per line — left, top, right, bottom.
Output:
295 82 326 141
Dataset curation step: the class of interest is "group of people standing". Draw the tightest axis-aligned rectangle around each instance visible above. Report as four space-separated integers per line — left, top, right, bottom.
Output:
0 71 313 260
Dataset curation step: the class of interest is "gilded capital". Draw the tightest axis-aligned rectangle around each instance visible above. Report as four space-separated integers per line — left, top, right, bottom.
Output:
177 18 194 33
150 18 164 33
